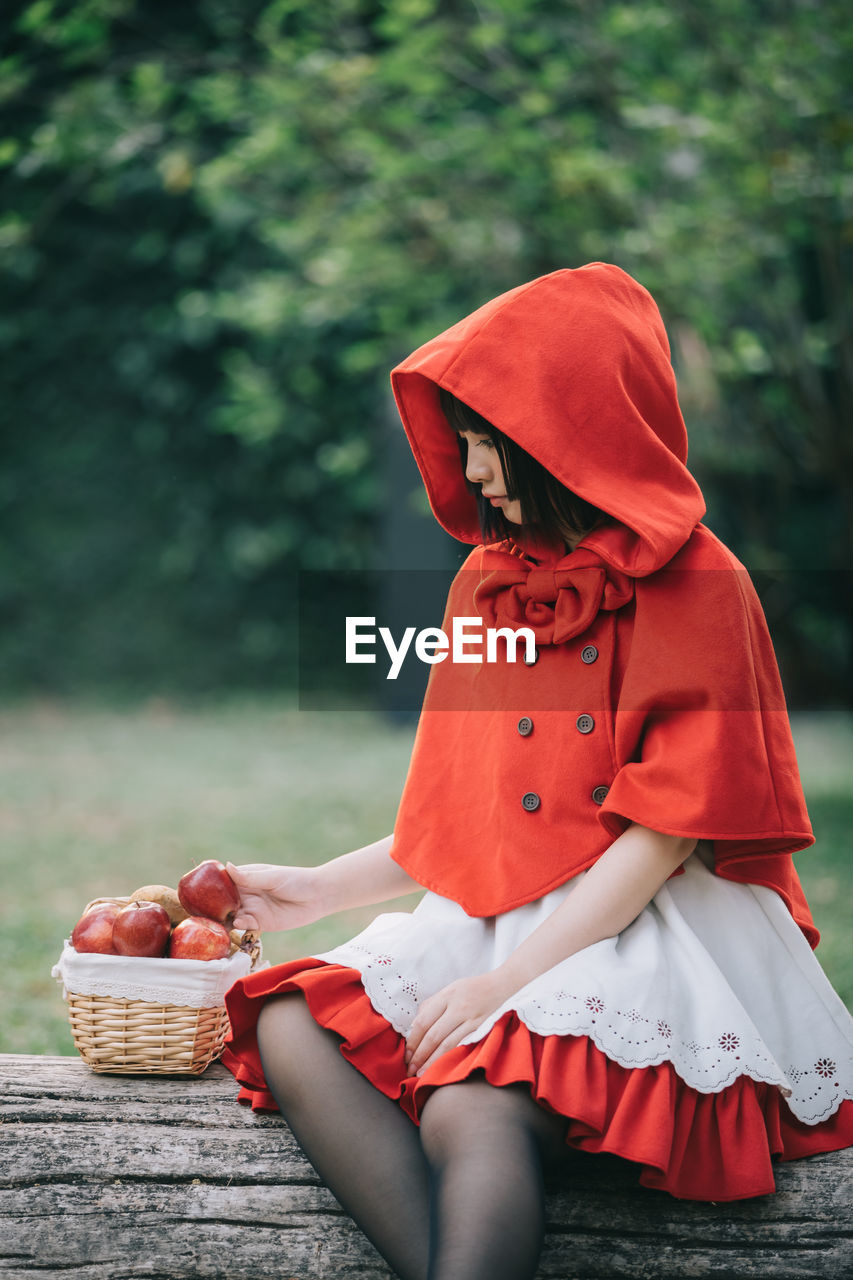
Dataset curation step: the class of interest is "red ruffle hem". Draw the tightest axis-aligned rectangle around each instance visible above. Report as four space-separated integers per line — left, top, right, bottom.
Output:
221 960 853 1203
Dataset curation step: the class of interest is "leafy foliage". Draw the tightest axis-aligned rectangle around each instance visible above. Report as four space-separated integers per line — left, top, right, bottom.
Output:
1 0 850 698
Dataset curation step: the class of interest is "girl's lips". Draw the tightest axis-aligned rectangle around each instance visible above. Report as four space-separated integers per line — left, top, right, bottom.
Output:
484 494 506 505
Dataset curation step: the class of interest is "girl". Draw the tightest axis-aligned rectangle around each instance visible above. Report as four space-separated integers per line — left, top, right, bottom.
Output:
222 263 853 1280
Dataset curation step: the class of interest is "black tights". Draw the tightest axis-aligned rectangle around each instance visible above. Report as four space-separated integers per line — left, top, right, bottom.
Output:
256 993 566 1280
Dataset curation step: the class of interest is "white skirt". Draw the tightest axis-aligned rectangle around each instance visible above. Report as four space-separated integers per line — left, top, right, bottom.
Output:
222 844 853 1200
318 846 853 1127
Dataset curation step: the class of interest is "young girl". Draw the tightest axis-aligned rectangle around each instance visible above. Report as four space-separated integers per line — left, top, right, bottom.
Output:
221 263 853 1280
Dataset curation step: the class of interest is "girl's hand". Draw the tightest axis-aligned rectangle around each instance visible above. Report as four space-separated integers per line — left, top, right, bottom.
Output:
405 972 510 1076
226 862 323 933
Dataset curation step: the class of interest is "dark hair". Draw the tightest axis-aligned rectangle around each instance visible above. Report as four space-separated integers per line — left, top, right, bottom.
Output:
438 387 605 547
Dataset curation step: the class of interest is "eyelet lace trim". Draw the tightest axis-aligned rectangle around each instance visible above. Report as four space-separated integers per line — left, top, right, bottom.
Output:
331 942 852 1126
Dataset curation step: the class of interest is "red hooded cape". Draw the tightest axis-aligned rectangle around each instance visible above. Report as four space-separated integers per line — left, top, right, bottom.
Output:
388 263 817 943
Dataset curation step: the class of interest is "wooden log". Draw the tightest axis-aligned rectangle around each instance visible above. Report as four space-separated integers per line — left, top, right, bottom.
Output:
1 1053 851 1279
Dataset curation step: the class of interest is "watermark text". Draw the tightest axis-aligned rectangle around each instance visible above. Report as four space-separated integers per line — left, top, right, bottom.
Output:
345 616 537 680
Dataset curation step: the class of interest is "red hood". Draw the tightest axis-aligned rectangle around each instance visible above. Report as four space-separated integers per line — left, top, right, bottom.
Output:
390 263 706 577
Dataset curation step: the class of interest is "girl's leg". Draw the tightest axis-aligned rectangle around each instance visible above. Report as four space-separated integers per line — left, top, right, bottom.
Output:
419 1079 566 1280
256 993 431 1280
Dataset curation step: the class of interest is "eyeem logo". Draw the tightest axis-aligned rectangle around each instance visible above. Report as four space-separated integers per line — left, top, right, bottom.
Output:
346 616 537 680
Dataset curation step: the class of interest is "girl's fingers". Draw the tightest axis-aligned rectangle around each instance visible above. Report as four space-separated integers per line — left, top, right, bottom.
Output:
406 996 444 1054
405 1015 440 1069
227 861 284 889
232 913 259 930
232 889 278 931
406 1008 465 1074
406 996 449 1055
225 861 257 887
413 1022 474 1076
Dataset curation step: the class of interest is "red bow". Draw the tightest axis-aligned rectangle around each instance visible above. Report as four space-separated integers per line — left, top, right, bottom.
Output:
473 548 634 644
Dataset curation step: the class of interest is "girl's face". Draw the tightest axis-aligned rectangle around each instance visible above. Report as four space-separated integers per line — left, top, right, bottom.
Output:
459 430 523 524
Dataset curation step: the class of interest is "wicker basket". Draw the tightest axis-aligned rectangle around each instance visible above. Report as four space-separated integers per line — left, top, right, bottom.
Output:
56 896 262 1075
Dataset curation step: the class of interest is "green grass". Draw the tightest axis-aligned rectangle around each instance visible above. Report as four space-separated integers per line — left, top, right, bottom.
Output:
1 700 850 1056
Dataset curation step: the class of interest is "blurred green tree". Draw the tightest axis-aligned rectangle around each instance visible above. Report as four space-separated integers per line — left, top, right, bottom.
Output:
0 0 849 699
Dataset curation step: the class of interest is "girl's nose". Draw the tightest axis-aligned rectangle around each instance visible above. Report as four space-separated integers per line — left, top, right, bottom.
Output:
465 444 492 485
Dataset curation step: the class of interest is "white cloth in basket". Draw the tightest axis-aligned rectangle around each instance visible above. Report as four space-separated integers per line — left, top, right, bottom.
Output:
52 942 260 1009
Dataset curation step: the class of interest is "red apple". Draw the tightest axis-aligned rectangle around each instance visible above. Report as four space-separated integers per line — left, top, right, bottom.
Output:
168 915 231 961
111 901 172 957
177 859 240 924
71 903 122 954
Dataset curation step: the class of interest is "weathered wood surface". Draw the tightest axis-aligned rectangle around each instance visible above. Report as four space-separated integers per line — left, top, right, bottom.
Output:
1 1053 851 1280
